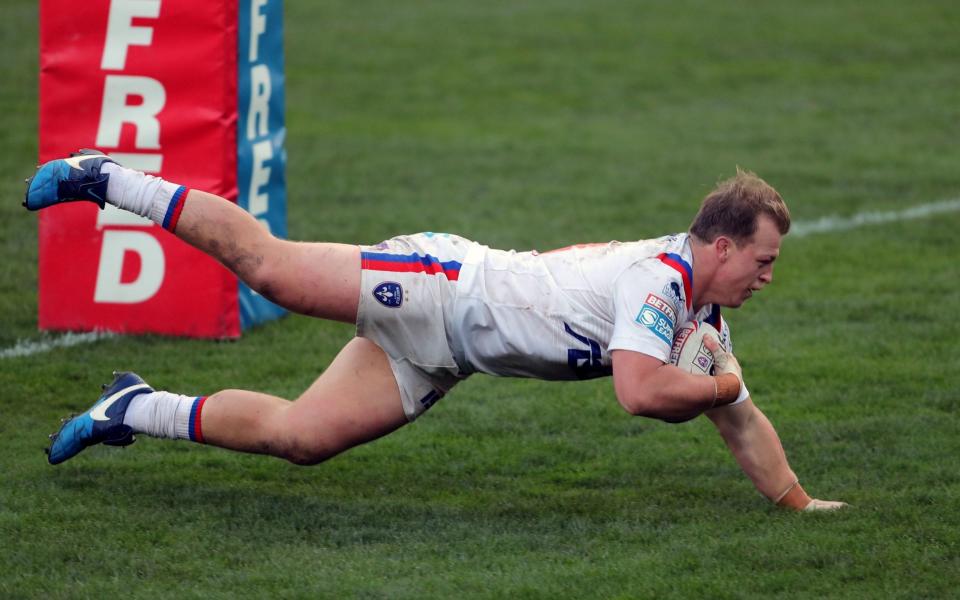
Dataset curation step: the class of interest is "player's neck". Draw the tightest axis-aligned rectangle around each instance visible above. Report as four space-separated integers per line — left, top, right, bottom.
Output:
689 237 717 310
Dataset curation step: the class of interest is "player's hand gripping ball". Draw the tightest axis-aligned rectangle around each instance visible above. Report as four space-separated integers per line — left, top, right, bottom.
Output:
669 321 725 375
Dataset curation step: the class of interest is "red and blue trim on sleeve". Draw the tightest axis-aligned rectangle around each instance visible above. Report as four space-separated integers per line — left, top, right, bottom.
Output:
162 185 190 232
657 252 693 311
361 251 462 281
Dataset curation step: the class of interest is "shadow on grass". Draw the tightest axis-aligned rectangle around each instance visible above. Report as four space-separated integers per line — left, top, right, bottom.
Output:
33 442 753 551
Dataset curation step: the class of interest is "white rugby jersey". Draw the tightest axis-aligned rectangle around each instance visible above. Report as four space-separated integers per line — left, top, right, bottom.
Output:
450 233 734 381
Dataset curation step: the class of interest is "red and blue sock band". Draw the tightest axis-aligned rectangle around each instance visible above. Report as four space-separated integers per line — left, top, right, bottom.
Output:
188 395 207 443
161 186 190 232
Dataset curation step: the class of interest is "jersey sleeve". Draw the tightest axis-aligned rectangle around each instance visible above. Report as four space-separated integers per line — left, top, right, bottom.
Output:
608 262 684 363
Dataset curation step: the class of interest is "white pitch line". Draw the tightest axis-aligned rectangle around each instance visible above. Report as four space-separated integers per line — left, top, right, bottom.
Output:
791 198 960 238
2 198 959 359
0 331 116 359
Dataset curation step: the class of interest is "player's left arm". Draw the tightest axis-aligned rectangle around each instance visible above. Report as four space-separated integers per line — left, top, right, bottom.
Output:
706 398 848 511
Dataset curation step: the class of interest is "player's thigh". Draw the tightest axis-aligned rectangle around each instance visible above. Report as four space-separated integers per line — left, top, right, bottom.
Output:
259 240 361 323
281 336 407 462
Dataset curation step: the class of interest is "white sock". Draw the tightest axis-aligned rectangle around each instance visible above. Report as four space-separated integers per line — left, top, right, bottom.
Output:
100 163 190 231
122 391 209 442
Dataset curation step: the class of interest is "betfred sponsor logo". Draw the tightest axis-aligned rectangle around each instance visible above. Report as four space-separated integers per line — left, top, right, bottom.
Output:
669 325 693 364
644 293 677 322
38 0 284 337
96 1 169 304
236 0 288 328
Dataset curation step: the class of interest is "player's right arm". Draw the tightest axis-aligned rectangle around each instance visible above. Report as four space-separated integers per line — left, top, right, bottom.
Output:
608 261 741 421
610 350 741 422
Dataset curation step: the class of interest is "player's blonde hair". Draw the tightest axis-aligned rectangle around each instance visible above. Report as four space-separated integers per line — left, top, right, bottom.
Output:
689 168 791 244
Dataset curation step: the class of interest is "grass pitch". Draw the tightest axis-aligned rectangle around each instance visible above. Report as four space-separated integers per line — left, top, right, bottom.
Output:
2 1 960 597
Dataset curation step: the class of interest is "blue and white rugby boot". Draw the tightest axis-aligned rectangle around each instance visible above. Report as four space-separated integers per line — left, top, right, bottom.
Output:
23 149 115 211
46 371 153 465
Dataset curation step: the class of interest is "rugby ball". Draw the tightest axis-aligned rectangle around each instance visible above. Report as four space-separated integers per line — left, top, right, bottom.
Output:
669 321 723 375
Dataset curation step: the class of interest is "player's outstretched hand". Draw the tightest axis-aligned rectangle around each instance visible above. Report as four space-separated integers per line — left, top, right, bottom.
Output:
703 334 743 382
804 499 850 511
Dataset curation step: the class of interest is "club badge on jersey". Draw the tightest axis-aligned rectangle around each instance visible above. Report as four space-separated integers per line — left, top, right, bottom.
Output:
373 282 403 308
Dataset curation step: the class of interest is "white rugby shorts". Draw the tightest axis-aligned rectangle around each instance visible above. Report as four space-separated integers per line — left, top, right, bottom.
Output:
356 233 475 420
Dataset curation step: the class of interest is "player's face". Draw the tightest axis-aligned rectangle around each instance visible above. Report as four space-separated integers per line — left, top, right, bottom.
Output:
717 215 782 307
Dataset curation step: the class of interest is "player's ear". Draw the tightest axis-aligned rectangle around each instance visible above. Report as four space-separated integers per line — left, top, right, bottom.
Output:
715 236 732 262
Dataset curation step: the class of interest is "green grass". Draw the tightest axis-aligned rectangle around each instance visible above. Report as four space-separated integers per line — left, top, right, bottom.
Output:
2 0 960 597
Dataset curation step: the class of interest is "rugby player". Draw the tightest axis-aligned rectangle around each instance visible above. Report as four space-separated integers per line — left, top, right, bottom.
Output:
24 151 846 511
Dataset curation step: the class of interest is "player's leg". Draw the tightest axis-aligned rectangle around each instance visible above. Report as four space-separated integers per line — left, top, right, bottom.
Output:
24 151 359 323
200 337 406 464
47 337 407 465
172 189 361 323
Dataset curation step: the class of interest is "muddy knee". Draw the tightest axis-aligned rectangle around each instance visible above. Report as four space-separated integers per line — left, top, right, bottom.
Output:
275 425 351 466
